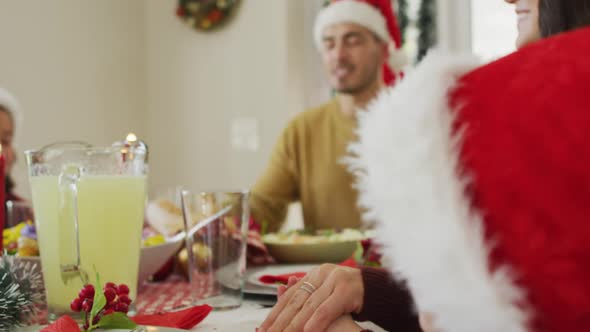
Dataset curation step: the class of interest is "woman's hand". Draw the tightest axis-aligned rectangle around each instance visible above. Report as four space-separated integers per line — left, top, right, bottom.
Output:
277 275 300 298
258 264 365 332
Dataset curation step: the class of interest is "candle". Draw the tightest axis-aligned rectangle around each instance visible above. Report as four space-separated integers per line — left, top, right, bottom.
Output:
0 144 5 254
126 132 138 143
124 132 148 162
113 133 148 163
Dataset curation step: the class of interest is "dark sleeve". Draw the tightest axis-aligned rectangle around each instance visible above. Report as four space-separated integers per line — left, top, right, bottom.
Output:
351 267 423 332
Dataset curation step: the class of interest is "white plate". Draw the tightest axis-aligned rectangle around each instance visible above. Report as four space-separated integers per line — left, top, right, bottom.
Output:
247 264 318 289
109 328 188 332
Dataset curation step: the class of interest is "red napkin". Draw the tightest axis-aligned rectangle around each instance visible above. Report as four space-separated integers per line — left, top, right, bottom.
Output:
258 271 308 285
132 305 213 329
41 315 80 332
339 257 358 268
259 258 359 285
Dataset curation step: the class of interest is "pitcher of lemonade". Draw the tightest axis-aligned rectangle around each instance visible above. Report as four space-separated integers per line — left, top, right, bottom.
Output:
25 141 147 322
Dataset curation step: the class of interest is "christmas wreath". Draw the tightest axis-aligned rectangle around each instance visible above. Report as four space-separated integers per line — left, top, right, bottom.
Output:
176 0 240 31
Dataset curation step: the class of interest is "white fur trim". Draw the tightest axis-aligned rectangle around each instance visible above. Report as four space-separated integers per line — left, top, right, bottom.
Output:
346 51 531 332
390 46 409 72
314 1 389 50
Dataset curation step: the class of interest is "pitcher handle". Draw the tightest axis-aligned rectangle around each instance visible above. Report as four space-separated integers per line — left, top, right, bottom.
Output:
58 164 88 284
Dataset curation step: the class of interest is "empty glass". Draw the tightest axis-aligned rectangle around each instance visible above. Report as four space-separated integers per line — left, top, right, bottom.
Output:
180 190 249 310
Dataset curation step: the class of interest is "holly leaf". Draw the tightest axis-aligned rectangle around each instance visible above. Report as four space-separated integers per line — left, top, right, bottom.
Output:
89 271 106 326
40 315 81 332
97 312 138 329
353 241 364 263
364 261 381 267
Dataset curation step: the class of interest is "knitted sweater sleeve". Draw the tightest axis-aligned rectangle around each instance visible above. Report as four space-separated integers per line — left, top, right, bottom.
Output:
352 267 423 332
250 119 300 232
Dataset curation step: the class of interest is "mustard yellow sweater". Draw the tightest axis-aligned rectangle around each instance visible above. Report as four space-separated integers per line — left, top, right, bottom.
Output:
250 99 362 232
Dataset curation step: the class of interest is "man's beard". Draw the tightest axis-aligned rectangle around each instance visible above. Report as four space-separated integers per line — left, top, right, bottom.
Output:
334 63 381 95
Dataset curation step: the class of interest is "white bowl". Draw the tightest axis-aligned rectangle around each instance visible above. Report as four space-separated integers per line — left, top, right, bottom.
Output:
14 238 184 285
138 238 184 282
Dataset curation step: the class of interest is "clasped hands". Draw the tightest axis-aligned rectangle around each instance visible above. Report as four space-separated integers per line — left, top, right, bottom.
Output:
257 264 365 332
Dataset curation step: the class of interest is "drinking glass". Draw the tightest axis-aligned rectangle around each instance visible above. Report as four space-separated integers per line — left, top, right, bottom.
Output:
180 190 249 310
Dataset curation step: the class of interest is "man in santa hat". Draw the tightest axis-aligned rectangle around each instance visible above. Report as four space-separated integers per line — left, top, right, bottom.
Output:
249 0 406 234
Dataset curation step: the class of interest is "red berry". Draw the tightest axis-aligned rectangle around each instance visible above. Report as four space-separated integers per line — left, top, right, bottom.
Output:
104 287 117 303
115 302 129 313
82 298 93 313
367 252 382 262
70 298 83 312
83 322 89 330
103 308 115 315
117 284 130 295
92 316 100 324
78 284 95 299
105 282 117 290
118 294 132 305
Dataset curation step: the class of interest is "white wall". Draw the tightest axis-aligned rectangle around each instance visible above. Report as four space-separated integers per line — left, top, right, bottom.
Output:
0 0 146 199
303 0 331 109
0 0 307 200
437 0 472 53
143 0 304 196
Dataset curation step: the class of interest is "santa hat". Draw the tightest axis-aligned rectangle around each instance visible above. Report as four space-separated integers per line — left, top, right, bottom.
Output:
0 87 22 135
0 88 20 119
347 26 590 332
314 0 407 86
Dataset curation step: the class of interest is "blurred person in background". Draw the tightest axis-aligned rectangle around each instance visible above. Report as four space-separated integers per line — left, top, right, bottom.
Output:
0 87 19 202
258 1 590 332
0 87 33 228
249 0 407 234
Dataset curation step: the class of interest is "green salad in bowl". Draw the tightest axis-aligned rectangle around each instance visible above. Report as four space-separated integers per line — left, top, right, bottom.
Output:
262 228 372 263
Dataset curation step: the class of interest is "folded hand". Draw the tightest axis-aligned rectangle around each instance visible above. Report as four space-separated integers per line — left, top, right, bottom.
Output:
258 264 364 332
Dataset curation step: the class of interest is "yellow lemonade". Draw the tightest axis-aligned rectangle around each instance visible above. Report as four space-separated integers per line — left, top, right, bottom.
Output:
30 175 146 317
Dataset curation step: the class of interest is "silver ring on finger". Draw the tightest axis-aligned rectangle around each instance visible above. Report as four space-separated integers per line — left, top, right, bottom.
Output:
299 283 315 295
302 281 317 292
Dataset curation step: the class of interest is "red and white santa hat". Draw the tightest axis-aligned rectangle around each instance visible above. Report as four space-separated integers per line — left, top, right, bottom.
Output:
0 87 22 132
314 0 407 86
0 88 20 117
348 26 590 332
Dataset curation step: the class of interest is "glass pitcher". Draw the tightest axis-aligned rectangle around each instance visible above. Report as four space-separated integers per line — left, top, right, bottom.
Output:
25 144 147 322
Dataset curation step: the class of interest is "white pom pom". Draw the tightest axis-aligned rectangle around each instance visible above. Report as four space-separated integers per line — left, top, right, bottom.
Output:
390 47 410 72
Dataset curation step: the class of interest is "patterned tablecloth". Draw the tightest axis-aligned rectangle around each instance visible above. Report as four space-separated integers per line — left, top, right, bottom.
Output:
135 275 205 315
32 275 210 325
29 274 386 332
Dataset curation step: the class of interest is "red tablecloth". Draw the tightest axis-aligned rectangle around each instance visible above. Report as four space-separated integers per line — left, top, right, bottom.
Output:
135 275 211 315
